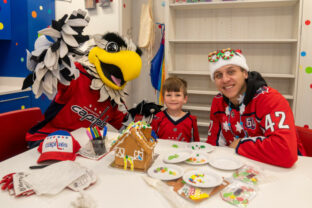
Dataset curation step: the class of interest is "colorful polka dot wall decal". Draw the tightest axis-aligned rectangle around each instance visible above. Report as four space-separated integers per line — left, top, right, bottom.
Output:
48 9 52 14
306 66 312 74
0 22 3 30
304 125 309 128
301 51 306 57
310 84 312 89
32 11 37 18
39 6 43 10
305 20 311 25
3 0 7 3
162 1 166 7
299 65 303 70
15 42 18 46
20 57 24 62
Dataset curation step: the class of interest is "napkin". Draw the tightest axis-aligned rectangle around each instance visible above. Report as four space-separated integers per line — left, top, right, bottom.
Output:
23 161 86 195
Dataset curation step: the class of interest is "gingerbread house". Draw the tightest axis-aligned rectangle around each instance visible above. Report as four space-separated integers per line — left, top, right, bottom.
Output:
111 121 157 171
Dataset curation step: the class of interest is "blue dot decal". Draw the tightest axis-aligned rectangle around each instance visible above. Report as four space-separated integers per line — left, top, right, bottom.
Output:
301 51 306 57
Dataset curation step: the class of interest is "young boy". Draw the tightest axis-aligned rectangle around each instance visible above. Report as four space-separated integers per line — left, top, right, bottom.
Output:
151 77 200 142
206 48 306 168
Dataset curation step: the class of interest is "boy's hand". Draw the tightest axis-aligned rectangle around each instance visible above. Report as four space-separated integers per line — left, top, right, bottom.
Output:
229 138 241 149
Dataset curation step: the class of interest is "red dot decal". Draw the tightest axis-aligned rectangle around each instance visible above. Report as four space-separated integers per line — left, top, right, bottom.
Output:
3 0 7 4
304 125 309 128
123 3 126 8
305 20 311 25
310 84 312 89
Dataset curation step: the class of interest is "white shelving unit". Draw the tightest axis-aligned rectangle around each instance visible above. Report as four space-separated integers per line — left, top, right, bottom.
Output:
165 0 302 140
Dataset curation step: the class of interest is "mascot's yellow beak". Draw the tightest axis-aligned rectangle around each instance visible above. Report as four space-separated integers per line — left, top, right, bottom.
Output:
88 46 142 90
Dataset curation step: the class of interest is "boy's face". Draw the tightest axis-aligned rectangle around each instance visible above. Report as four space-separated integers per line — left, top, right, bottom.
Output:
163 90 187 112
213 64 248 104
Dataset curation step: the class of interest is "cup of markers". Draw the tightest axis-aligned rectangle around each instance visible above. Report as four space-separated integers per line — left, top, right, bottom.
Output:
86 126 107 155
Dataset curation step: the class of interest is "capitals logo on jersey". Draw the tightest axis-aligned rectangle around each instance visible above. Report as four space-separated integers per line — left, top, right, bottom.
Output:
245 117 256 130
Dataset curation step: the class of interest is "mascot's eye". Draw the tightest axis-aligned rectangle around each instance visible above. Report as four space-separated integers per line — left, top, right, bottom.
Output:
105 42 120 53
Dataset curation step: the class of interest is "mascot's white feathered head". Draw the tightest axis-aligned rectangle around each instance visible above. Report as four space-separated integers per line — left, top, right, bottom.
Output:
22 9 142 104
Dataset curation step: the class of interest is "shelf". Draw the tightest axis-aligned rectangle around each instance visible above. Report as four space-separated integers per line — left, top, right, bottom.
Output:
166 0 301 118
284 95 294 100
188 89 293 100
183 104 211 111
170 0 298 10
188 90 218 95
0 77 31 96
197 121 210 127
169 71 210 75
168 39 298 44
263 73 295 78
169 71 296 78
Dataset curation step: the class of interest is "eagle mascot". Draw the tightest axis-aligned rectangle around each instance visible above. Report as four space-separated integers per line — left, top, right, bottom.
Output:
22 10 161 148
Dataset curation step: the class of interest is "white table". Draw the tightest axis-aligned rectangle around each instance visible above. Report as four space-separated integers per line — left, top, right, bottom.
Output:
0 129 311 208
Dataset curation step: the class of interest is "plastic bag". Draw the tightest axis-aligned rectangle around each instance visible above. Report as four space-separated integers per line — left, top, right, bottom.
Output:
220 181 257 208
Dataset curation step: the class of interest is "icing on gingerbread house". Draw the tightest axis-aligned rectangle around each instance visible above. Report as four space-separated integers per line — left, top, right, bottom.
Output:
112 121 157 171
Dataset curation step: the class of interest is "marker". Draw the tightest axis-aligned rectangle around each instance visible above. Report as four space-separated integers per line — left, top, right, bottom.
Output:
95 126 102 139
93 127 99 138
86 129 93 140
29 165 50 169
103 126 107 137
89 127 96 139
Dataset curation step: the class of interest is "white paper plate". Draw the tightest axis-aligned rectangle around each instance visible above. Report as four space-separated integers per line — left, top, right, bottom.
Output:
209 157 243 170
147 164 184 181
184 152 210 165
187 142 215 153
163 149 193 164
170 142 188 149
183 170 223 188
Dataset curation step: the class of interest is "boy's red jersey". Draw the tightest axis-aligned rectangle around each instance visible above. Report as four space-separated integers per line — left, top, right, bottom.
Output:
151 110 200 142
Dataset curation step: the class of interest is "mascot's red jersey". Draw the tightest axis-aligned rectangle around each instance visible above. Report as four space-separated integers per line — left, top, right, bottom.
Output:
151 110 200 142
207 85 306 168
26 63 127 142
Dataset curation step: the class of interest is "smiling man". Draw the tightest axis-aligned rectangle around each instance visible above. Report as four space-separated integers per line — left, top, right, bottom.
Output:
206 48 306 168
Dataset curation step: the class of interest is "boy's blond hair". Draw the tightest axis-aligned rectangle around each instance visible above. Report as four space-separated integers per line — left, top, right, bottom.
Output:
162 77 187 96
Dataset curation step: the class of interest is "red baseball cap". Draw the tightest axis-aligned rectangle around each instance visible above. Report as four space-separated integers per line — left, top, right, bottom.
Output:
37 130 81 163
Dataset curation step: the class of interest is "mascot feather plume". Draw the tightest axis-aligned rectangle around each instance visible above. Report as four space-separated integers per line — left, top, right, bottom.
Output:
22 10 161 148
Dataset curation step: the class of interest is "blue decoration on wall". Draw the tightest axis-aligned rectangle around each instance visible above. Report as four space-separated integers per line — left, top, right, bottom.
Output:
0 0 12 40
0 0 55 77
0 0 55 113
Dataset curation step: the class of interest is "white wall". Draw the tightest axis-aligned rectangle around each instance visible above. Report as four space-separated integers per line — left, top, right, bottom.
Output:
55 0 121 35
129 0 166 108
295 0 312 128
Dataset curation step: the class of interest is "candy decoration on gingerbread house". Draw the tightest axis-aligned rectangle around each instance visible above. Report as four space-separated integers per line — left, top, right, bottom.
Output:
111 121 157 171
